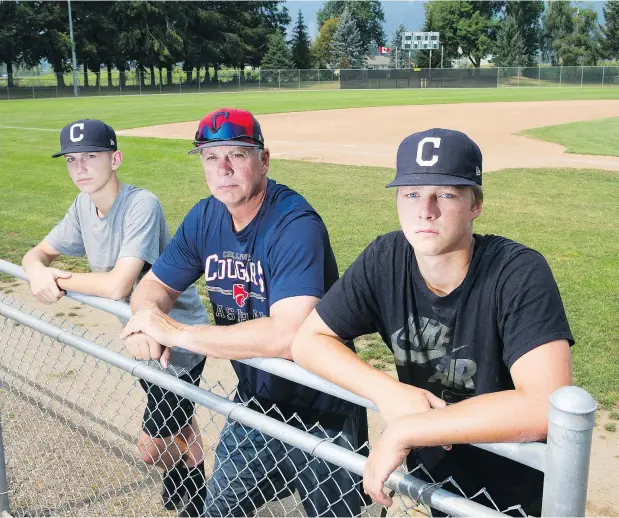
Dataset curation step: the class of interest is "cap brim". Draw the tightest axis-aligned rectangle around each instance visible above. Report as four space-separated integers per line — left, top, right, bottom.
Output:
386 173 479 188
188 140 262 155
52 146 115 158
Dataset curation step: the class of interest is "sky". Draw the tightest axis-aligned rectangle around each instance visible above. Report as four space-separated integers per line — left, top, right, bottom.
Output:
285 0 607 43
285 1 425 41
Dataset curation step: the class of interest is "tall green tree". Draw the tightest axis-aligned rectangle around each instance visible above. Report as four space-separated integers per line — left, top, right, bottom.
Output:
505 0 544 65
602 0 619 60
389 23 408 68
72 2 118 88
261 30 295 69
493 15 527 67
0 1 40 87
35 1 74 87
418 1 497 69
311 17 339 68
290 10 312 69
234 2 291 72
317 0 385 53
329 7 365 69
541 2 601 65
541 1 576 65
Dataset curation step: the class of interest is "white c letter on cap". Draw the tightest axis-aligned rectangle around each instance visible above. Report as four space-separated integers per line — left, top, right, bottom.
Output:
416 137 441 167
69 123 85 143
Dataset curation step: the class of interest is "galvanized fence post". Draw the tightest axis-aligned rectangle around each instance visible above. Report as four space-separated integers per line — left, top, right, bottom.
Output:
541 386 597 517
602 66 605 87
581 65 584 87
538 65 541 87
0 415 9 514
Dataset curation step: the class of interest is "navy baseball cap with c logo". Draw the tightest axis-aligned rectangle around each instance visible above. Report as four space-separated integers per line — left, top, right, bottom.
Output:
52 119 118 158
387 128 482 187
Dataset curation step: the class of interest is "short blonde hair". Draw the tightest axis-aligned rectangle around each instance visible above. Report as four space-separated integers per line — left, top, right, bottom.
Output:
470 185 483 207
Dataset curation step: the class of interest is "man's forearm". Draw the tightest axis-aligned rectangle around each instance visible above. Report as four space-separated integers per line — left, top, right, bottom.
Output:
389 389 553 448
180 316 299 360
130 279 176 314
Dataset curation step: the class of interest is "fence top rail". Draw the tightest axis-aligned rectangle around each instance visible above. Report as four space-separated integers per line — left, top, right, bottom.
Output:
0 258 546 471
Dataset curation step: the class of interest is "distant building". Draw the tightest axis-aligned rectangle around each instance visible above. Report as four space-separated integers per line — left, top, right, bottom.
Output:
365 55 390 69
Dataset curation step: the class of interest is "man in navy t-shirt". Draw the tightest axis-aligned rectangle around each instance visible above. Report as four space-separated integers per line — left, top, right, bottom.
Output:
291 129 574 516
121 108 367 517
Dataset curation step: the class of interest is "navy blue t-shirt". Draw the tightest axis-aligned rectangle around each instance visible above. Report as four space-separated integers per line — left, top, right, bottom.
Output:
152 179 351 420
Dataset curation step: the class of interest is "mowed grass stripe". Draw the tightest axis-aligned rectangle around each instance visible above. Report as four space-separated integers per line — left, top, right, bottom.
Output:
522 116 619 157
1 86 618 131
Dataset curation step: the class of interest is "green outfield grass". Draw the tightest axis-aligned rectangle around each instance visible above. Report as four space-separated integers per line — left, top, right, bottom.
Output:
1 116 618 406
522 116 619 157
1 86 619 131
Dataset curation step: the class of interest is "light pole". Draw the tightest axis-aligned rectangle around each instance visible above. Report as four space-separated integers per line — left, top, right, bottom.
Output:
67 0 79 96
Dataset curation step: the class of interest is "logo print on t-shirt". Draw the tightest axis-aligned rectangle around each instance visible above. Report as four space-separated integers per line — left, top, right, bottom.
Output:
233 283 249 307
390 315 477 391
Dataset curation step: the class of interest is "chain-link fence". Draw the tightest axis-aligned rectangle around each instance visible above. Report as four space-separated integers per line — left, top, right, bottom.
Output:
0 260 597 517
1 66 618 100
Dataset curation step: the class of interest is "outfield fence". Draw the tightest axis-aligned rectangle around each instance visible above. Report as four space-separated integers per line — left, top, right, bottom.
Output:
1 66 619 100
0 259 597 517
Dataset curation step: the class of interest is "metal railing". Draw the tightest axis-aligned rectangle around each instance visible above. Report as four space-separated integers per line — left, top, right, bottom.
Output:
0 260 597 516
1 66 618 99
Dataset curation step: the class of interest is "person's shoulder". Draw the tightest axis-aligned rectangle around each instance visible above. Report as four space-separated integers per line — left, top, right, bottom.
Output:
71 192 92 219
479 234 541 258
263 180 322 233
267 180 314 216
122 185 161 210
477 234 549 273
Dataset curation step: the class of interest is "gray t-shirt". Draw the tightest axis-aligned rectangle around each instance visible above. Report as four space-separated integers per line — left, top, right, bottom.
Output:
46 184 207 375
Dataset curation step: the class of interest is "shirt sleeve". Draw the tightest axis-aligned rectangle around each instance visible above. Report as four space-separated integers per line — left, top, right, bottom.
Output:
315 241 382 341
117 194 164 266
45 198 86 257
152 202 205 293
497 250 574 369
267 212 333 305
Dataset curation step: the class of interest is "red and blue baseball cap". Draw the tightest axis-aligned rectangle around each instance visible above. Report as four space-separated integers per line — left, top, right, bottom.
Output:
189 108 265 154
387 128 482 187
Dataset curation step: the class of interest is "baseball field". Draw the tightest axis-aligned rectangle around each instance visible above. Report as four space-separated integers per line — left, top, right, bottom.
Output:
1 86 618 513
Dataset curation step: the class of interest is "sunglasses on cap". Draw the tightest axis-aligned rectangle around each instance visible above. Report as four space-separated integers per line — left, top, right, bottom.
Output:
193 121 263 148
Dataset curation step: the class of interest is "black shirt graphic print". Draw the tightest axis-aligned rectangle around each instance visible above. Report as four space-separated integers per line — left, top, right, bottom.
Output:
316 231 574 515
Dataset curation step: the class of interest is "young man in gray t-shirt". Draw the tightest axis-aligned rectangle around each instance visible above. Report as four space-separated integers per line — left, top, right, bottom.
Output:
22 119 208 516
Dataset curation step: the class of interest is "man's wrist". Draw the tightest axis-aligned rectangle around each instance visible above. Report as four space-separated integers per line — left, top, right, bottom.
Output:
177 325 198 351
131 302 161 314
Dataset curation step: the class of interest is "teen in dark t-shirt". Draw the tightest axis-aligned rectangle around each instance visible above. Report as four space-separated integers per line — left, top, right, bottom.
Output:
292 128 574 517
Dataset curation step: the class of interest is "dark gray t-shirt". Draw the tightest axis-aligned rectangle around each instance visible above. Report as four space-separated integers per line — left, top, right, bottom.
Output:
46 184 207 375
